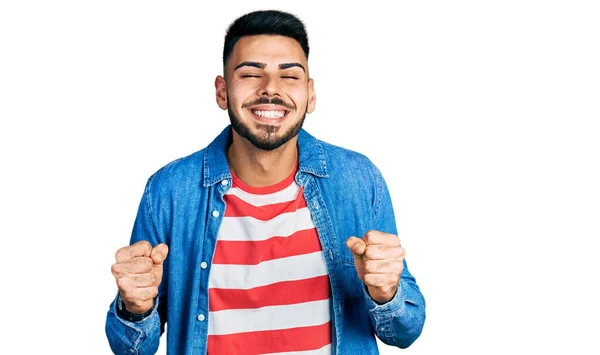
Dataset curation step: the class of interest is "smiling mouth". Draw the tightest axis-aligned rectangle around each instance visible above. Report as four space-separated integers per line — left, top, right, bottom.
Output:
249 108 290 120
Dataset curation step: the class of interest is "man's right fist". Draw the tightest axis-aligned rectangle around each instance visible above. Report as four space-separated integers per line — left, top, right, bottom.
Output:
111 240 169 314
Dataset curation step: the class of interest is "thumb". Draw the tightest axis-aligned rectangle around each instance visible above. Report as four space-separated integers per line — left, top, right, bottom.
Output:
346 236 366 261
150 243 169 265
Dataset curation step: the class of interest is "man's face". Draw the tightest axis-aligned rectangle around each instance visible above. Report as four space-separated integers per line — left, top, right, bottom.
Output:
216 35 316 151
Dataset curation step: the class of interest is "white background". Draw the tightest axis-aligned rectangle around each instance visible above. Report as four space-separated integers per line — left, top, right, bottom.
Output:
1 1 599 354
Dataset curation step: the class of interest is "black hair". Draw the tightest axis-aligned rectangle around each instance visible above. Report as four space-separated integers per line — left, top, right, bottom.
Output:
223 10 309 69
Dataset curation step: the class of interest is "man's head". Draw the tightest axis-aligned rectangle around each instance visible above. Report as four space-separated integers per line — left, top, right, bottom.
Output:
215 10 316 151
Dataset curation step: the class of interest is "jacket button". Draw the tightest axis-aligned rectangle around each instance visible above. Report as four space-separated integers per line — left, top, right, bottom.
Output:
212 210 220 217
197 314 205 321
200 262 208 269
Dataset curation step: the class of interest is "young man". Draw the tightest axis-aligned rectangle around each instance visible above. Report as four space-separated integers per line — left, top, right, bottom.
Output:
106 10 425 355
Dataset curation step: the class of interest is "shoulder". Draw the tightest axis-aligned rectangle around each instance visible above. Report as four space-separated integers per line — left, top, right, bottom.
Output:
308 135 392 228
145 148 206 196
318 138 383 185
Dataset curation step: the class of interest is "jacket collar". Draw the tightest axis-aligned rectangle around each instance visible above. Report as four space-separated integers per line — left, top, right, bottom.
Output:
202 125 328 187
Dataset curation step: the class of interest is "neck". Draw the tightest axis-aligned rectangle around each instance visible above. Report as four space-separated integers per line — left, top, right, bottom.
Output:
227 131 298 187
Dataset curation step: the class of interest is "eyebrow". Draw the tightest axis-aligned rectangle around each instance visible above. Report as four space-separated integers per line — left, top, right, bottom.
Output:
279 62 305 72
234 61 306 73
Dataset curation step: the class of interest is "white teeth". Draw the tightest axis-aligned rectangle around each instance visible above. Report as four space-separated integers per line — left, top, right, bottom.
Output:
252 110 286 118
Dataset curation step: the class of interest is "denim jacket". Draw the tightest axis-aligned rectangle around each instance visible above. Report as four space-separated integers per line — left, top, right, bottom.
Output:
105 126 426 354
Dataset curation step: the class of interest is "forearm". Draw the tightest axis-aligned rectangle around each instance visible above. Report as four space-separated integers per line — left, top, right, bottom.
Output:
364 271 426 348
105 294 162 355
365 168 426 347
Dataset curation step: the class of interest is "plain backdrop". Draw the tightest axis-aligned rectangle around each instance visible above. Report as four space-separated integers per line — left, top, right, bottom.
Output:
1 1 599 354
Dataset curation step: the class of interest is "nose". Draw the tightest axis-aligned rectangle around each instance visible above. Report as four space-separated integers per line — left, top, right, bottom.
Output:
258 74 281 97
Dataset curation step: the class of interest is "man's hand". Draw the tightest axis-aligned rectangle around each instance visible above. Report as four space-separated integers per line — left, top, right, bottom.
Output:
346 231 405 304
111 240 169 314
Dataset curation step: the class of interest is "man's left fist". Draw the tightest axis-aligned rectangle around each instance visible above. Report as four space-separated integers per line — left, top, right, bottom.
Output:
346 230 405 304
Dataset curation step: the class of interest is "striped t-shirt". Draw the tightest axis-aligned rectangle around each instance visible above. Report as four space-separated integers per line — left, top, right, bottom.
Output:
206 165 332 355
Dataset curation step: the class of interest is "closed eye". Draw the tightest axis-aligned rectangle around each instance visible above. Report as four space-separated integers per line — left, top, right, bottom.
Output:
281 76 299 80
242 75 261 78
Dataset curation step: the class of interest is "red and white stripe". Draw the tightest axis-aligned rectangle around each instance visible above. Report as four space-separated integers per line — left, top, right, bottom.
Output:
207 168 331 355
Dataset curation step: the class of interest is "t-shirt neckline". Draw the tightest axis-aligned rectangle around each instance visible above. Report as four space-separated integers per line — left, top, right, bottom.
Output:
230 162 298 195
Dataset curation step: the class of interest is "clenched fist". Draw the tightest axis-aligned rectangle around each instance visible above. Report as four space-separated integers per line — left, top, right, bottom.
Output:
111 240 169 314
346 231 405 304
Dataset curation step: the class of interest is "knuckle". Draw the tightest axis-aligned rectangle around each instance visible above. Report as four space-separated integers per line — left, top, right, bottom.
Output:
371 276 382 287
116 277 128 290
136 240 151 254
135 257 153 270
364 245 375 259
364 260 376 273
365 245 384 259
110 263 120 276
364 230 376 242
130 273 143 284
114 247 126 261
393 259 404 269
368 280 378 288
120 289 131 301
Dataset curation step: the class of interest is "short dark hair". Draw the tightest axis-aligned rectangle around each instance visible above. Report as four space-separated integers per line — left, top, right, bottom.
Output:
223 10 309 69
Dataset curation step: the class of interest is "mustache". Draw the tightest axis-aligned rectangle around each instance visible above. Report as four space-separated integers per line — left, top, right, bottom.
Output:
242 97 295 110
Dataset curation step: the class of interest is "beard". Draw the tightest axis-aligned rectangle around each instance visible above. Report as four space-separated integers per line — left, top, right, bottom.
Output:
227 98 307 151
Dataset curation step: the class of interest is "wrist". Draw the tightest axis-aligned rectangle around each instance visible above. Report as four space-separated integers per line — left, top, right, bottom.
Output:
367 284 398 305
116 295 156 322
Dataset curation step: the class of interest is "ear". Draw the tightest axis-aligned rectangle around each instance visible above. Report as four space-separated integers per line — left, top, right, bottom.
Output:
307 78 316 114
215 75 227 110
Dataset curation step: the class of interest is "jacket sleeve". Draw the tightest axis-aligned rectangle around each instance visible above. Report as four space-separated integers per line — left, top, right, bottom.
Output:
105 177 168 355
364 167 426 348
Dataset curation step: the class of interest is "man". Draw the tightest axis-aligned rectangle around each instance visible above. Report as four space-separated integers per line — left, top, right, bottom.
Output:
106 10 425 355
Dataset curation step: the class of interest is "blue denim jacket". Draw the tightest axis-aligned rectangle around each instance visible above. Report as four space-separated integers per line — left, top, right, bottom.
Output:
105 126 426 354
